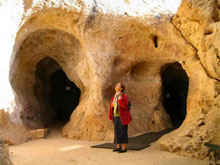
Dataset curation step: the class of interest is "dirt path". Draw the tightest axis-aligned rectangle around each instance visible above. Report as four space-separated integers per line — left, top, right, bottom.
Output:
9 126 210 165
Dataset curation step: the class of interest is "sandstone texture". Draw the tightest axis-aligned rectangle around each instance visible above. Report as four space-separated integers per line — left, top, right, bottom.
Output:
0 0 219 161
158 0 220 160
0 110 33 145
0 134 13 165
29 128 49 139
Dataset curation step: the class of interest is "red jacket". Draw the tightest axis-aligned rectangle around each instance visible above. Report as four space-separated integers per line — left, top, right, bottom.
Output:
109 93 132 125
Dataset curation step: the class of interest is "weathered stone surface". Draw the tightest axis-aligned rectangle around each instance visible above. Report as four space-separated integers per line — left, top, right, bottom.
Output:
0 134 13 165
0 0 219 161
10 11 188 140
158 0 220 160
0 110 33 145
29 128 49 139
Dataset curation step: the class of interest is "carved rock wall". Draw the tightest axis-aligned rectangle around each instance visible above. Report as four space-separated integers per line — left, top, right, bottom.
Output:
10 10 192 140
1 0 219 160
158 0 220 160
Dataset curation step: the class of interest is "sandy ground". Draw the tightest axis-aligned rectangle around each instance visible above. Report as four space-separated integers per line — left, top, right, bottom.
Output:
9 126 211 165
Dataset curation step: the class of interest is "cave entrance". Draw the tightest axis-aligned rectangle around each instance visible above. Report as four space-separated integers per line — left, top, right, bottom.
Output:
34 57 81 126
50 69 81 122
161 62 189 127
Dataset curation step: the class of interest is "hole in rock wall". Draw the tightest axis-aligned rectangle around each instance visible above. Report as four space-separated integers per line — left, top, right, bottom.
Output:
50 70 81 122
153 35 158 48
161 62 189 127
34 57 81 125
204 29 213 35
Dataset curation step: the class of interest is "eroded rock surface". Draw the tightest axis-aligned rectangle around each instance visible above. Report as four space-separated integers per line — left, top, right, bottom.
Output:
0 0 219 160
0 133 13 165
158 0 220 160
0 110 33 145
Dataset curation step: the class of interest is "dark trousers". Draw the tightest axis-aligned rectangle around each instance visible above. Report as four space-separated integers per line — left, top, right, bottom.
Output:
114 116 128 144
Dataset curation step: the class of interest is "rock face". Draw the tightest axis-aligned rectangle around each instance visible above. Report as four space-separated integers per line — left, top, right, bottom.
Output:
0 110 33 145
29 128 49 139
2 0 219 160
158 0 220 160
0 134 13 165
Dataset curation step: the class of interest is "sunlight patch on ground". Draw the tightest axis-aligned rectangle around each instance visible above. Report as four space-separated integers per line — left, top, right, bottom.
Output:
58 145 83 151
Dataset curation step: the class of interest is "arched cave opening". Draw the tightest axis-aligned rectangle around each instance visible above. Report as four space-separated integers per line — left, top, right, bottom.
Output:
34 57 81 125
50 69 81 122
161 62 189 127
